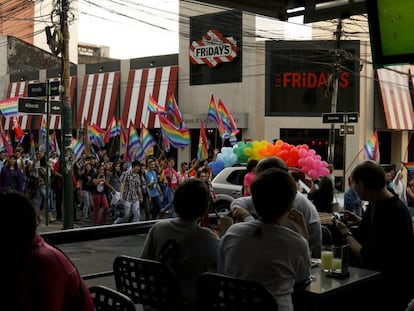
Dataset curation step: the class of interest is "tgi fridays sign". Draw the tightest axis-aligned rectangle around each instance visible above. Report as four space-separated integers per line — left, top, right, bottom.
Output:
190 29 237 68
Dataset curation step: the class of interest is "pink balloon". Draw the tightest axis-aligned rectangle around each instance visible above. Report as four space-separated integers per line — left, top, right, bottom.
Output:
319 167 330 176
298 148 307 158
313 159 322 170
305 156 314 167
308 169 319 179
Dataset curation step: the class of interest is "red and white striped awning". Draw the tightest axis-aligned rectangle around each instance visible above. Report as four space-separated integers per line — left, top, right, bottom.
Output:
77 72 120 129
122 66 178 128
2 77 77 130
377 65 414 130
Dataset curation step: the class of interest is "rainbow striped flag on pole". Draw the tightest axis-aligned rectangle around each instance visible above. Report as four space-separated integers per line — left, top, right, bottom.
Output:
158 114 190 148
0 96 20 117
402 161 414 172
363 130 379 162
197 120 209 161
207 94 226 139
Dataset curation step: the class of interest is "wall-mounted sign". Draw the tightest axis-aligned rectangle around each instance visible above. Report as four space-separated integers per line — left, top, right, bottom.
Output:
190 29 237 68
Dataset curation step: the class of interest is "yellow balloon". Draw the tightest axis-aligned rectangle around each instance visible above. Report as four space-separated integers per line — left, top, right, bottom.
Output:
244 147 253 156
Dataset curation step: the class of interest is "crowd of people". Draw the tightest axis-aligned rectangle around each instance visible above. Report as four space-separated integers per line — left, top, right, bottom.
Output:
0 146 217 226
4 144 414 310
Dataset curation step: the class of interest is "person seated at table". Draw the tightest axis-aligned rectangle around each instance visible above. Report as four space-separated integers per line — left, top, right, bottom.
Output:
230 156 322 258
218 168 311 311
334 160 414 311
3 189 95 311
141 178 232 311
308 176 335 213
344 176 364 217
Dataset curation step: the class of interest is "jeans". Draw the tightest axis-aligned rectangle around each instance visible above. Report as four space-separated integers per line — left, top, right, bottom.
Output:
113 200 140 224
150 195 163 219
39 185 53 212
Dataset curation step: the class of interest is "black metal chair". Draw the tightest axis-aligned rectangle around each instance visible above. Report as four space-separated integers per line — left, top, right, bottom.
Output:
113 255 182 311
196 272 278 311
89 285 136 311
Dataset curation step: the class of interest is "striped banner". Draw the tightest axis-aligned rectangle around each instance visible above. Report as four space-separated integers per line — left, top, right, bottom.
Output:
377 65 414 130
121 66 178 129
77 72 120 129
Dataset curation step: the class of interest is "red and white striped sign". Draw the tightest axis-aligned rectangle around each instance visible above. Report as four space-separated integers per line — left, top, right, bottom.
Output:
377 65 414 130
77 72 120 129
122 66 178 129
189 29 237 68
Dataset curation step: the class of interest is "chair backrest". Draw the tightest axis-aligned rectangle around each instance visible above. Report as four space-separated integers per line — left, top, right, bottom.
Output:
113 255 182 311
196 272 278 311
89 285 136 311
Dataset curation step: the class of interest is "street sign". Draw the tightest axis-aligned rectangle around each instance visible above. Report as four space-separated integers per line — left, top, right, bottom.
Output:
50 81 60 96
346 112 358 123
18 97 45 115
18 97 61 115
340 125 355 136
322 113 344 123
27 81 60 97
49 100 61 115
322 112 359 123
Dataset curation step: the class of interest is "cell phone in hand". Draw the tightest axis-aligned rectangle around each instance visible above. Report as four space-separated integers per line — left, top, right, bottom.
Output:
332 212 343 221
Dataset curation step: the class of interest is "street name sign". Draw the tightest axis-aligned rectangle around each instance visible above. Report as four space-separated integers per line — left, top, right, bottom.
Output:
322 113 344 123
28 81 60 97
322 112 359 123
18 97 45 115
18 97 61 115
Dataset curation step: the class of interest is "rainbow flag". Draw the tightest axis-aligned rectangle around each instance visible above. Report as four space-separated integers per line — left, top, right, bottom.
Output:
218 98 239 145
147 94 167 115
197 120 209 161
158 114 190 148
140 123 157 154
127 122 145 161
103 117 119 143
71 138 85 161
49 130 60 156
207 94 226 139
363 130 379 162
88 124 105 147
0 96 20 117
0 130 13 155
167 94 185 128
402 161 414 172
119 119 127 146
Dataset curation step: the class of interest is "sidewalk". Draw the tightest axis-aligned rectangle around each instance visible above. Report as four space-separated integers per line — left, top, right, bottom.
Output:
37 218 94 233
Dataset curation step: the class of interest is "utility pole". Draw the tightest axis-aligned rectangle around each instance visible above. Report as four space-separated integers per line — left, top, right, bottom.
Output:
60 0 73 229
327 19 343 165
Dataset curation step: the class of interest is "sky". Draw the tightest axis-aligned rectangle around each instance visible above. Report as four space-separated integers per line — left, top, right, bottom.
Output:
78 0 179 59
77 0 310 60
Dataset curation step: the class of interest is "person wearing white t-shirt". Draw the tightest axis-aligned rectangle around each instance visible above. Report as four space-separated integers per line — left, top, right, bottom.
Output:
218 168 311 311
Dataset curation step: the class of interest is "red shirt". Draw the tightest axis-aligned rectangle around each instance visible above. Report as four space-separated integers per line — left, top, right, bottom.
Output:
18 234 95 311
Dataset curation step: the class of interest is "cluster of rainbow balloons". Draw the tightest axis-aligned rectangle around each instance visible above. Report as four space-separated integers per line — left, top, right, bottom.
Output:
208 139 330 178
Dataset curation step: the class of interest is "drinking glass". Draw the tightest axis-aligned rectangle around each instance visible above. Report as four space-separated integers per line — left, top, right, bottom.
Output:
321 245 333 272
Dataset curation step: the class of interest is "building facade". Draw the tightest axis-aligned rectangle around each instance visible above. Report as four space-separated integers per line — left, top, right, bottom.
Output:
0 2 413 190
